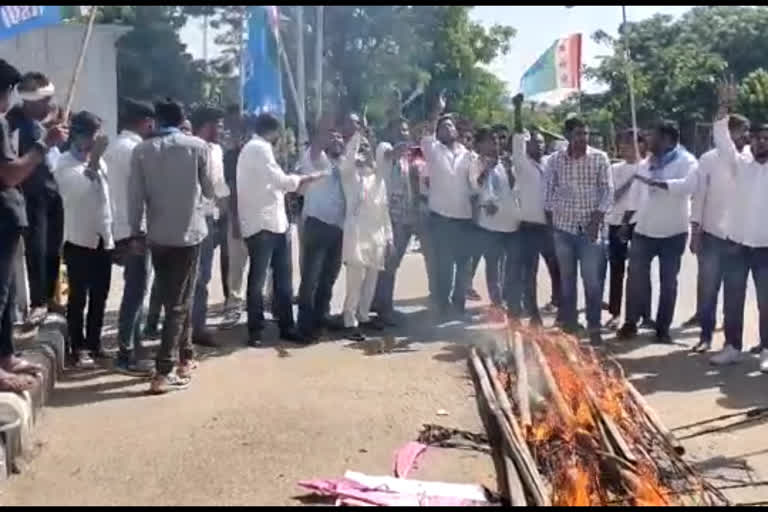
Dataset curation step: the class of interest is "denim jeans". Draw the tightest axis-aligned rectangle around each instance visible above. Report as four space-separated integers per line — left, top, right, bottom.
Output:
475 227 522 314
553 229 607 332
519 222 561 319
723 242 768 351
372 222 414 318
192 215 218 334
0 225 21 358
117 250 151 362
429 212 473 314
245 230 295 335
625 232 687 335
697 232 727 343
297 216 343 335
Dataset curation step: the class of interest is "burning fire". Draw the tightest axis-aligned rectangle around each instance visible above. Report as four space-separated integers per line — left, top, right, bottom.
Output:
510 326 672 506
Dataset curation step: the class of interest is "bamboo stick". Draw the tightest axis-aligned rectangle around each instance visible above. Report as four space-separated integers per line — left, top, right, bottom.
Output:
479 351 551 506
512 332 531 428
624 381 684 455
469 348 528 506
530 340 575 425
64 6 98 120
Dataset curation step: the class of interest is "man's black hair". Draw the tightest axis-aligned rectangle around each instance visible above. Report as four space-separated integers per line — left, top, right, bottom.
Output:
654 119 679 146
120 97 155 125
225 104 240 116
154 98 184 128
728 113 750 131
564 115 586 135
617 128 646 145
474 125 494 145
190 105 225 133
491 123 509 134
0 59 21 92
70 110 102 137
436 113 455 133
253 112 281 136
17 71 50 93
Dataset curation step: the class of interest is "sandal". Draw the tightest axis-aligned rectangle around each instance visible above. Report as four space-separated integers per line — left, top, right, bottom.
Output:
149 373 191 395
0 370 37 393
346 329 366 342
2 355 44 376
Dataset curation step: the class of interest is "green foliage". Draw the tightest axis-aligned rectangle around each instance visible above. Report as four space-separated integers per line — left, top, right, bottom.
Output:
64 6 207 106
583 6 768 147
738 68 768 123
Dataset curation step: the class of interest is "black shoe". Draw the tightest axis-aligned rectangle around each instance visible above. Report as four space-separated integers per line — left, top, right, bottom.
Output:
247 332 262 347
639 318 657 331
750 345 763 355
562 323 586 337
466 288 482 301
322 316 345 331
655 331 673 344
589 331 604 346
281 329 313 345
345 328 366 342
681 315 700 329
692 340 712 353
143 326 160 339
617 324 638 340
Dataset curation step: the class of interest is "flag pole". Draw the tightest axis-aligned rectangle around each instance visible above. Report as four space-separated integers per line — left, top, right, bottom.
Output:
621 5 641 163
296 6 307 145
239 6 247 116
314 5 323 125
63 5 98 120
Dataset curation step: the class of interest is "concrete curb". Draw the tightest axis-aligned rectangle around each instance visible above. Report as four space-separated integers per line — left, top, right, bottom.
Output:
0 316 67 479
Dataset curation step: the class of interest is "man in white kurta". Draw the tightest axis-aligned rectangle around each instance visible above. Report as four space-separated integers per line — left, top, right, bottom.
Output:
340 131 393 340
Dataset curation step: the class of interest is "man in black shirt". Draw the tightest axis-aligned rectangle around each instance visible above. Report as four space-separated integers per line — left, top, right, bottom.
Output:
0 60 67 391
7 72 64 325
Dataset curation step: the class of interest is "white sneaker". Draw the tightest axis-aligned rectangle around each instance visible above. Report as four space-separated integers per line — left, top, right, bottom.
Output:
760 350 768 373
710 345 742 366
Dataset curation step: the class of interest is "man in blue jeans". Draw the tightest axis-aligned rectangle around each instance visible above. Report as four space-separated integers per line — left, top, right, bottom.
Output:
617 121 698 344
106 99 156 375
688 114 750 352
544 116 612 344
189 106 230 347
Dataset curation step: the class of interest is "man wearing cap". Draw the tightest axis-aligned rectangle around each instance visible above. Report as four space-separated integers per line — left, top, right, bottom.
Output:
7 72 64 326
107 98 156 375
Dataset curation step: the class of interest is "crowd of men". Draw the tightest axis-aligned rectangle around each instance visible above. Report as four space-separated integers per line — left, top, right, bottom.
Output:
0 54 766 396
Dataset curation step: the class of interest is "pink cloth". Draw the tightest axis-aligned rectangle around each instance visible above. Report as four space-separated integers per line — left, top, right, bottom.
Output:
393 441 428 478
298 478 487 506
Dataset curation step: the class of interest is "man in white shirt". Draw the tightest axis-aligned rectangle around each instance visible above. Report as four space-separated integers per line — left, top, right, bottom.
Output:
237 113 325 346
469 126 522 313
617 121 699 344
688 114 749 353
54 111 113 369
188 106 230 347
106 99 156 375
421 93 475 317
604 129 651 330
709 82 768 369
511 94 561 326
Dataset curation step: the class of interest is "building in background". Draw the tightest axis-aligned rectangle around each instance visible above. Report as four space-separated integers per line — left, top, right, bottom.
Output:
0 22 129 136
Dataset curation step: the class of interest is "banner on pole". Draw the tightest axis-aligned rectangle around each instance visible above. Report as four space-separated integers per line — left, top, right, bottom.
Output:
243 5 285 118
519 33 582 98
0 6 60 41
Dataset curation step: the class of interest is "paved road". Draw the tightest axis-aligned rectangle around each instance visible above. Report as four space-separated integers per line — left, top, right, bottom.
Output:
2 231 766 505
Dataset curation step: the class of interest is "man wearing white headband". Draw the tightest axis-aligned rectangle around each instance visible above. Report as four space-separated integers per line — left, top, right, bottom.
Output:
7 72 65 327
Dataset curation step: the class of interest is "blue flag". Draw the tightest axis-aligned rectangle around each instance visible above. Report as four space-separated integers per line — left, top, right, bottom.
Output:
0 6 60 41
243 6 285 118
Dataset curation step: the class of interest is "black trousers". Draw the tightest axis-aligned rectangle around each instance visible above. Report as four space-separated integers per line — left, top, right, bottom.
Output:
519 222 561 320
608 223 637 318
23 190 64 308
151 244 199 376
0 225 21 358
63 240 112 354
245 230 295 335
297 216 343 335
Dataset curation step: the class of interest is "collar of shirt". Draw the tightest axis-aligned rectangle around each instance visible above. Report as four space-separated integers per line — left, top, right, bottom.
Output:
119 129 142 144
154 126 181 137
650 146 680 173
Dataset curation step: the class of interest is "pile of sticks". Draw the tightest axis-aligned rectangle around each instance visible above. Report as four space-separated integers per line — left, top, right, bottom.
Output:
469 327 729 507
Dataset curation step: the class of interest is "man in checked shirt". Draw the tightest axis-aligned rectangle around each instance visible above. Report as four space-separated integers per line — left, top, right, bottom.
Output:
544 115 613 345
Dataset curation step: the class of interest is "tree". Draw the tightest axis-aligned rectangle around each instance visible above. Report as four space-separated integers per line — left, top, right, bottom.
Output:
64 6 207 106
738 68 768 123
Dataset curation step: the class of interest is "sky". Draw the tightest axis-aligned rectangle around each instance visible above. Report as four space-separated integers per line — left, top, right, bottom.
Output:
179 5 694 103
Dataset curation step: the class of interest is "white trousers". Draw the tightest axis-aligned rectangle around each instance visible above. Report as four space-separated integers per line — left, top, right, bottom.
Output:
343 264 379 328
226 218 249 308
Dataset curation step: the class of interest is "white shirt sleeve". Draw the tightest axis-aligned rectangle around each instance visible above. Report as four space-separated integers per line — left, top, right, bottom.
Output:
209 143 230 198
713 116 740 176
665 156 699 197
690 153 711 225
238 141 302 194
